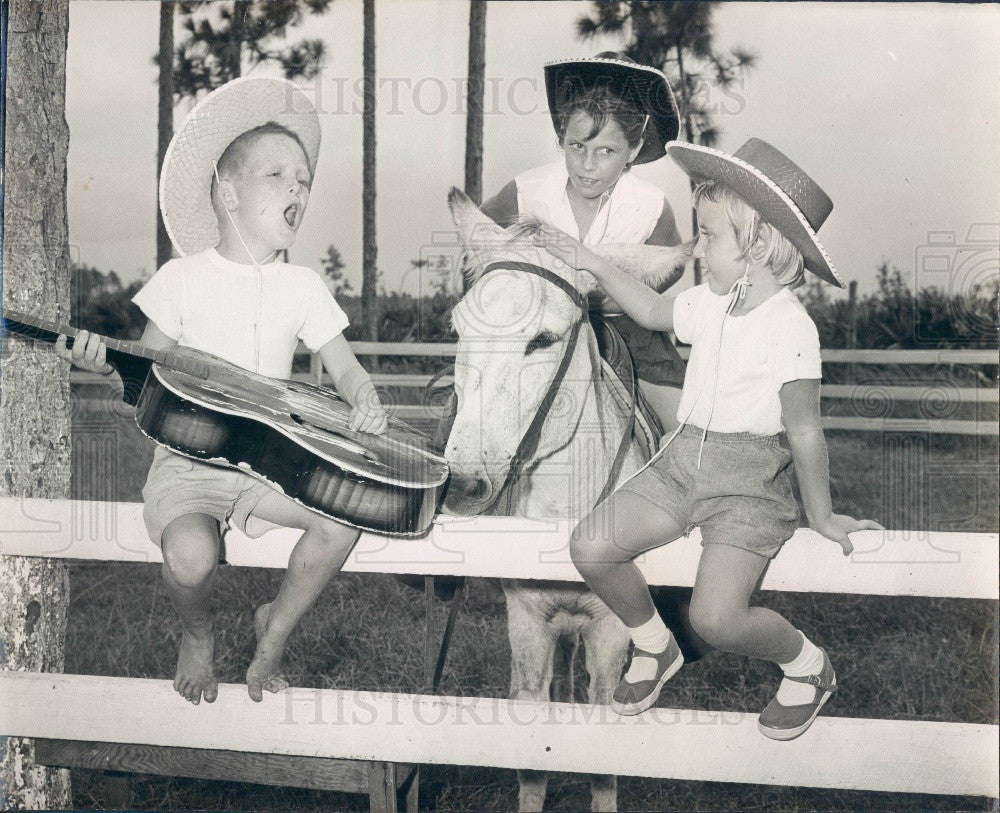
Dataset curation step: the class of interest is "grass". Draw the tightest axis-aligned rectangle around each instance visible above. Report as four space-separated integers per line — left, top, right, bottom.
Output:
61 381 999 811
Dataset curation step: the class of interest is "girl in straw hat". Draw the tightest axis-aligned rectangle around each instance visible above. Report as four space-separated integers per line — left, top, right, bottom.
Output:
536 137 883 739
58 76 387 706
482 52 687 434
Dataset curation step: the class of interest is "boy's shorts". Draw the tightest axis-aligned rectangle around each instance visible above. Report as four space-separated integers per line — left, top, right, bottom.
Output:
616 425 799 558
142 445 279 547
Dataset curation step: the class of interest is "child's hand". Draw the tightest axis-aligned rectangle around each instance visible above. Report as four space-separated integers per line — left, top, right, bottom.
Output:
812 513 885 556
532 225 608 276
55 330 114 375
348 382 388 435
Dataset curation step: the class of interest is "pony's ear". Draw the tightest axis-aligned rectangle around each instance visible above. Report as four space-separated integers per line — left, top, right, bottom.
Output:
591 240 694 293
448 187 510 284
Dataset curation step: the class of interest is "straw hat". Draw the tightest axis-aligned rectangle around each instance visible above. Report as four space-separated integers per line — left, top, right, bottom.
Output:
543 52 680 165
159 75 321 257
667 138 844 287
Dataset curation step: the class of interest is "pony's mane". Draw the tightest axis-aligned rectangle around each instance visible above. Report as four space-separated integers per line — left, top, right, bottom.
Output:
456 216 556 287
505 216 546 242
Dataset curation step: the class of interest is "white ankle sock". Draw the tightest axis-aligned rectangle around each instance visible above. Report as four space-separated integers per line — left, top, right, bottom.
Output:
775 632 828 705
624 615 671 682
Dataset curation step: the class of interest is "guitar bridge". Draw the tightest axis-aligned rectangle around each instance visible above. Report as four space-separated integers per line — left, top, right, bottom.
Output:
289 413 379 463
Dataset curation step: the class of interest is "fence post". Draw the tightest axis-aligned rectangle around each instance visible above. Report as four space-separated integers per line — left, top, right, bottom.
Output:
847 280 858 349
310 352 323 386
881 433 929 534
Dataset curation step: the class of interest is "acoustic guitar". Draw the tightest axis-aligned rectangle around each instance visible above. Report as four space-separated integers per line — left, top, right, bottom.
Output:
2 310 449 537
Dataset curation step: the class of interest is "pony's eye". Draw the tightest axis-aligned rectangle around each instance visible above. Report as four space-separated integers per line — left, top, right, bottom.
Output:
525 331 559 355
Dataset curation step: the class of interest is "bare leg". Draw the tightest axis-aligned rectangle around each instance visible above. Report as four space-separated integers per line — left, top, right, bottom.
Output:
688 544 802 663
637 380 683 436
243 492 360 702
570 491 687 628
160 513 221 705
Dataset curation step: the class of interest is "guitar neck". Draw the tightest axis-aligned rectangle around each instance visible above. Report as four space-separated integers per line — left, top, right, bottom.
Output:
2 309 211 380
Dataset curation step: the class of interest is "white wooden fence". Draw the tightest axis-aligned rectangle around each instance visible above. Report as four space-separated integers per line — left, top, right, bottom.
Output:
327 345 998 436
34 343 1000 806
1 496 997 809
70 345 997 436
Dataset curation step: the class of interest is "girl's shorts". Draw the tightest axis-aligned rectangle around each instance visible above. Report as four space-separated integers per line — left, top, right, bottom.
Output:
142 446 277 547
616 425 800 558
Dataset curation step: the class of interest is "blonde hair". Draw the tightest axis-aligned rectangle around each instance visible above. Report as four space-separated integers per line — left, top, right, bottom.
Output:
692 180 805 287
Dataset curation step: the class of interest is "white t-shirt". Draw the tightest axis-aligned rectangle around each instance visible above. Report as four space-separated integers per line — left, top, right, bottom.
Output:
673 285 822 435
132 248 349 378
516 161 665 246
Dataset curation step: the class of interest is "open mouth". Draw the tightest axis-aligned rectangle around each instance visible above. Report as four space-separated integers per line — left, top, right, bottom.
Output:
283 204 298 228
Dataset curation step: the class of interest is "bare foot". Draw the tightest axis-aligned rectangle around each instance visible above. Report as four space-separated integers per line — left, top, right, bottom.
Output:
173 627 218 705
246 602 290 702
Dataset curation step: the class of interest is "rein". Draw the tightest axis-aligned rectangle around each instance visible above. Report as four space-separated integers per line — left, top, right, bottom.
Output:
469 260 634 516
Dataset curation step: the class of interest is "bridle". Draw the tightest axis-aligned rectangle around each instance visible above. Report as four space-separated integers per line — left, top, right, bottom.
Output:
469 260 636 516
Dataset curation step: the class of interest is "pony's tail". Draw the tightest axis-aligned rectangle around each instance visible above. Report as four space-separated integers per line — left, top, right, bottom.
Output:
552 631 582 703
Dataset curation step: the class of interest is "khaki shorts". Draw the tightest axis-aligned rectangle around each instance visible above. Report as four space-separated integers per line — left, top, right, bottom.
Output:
142 446 278 547
616 425 800 558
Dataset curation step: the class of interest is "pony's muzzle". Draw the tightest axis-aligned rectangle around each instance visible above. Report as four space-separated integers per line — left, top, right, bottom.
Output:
442 471 495 516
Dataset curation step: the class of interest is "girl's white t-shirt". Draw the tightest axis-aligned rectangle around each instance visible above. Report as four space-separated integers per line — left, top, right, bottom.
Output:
673 285 822 435
132 248 349 378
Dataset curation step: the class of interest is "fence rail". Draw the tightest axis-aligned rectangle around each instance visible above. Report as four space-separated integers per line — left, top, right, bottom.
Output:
2 499 996 599
69 345 999 436
2 672 995 798
343 344 998 365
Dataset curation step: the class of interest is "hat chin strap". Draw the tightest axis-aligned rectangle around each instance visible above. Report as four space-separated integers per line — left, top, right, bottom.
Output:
728 263 751 303
656 262 752 469
213 161 277 269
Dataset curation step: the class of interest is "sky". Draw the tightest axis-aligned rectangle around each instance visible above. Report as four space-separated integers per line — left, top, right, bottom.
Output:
60 1 1000 298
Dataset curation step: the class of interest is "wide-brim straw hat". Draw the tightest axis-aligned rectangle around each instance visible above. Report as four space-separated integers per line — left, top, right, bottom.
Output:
667 138 844 287
160 75 321 257
544 53 680 165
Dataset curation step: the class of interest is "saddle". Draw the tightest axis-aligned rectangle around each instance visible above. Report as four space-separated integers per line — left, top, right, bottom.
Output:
589 311 664 463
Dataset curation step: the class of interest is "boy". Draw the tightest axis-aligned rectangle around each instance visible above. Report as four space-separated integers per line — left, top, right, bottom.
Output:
536 138 883 739
59 76 387 705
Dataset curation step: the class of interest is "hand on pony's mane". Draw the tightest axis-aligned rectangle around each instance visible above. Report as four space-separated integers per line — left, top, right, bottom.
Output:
592 240 694 292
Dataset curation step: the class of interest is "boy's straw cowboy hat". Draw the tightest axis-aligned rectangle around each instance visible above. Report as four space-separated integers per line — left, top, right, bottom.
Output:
160 75 321 257
668 138 844 287
544 52 680 165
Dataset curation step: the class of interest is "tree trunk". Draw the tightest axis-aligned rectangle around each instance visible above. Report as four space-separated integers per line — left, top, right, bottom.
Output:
227 0 250 81
463 0 486 295
156 0 175 271
361 0 378 343
463 0 486 206
0 0 73 807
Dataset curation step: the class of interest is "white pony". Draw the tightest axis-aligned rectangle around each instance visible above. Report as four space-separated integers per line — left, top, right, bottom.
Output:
442 188 690 812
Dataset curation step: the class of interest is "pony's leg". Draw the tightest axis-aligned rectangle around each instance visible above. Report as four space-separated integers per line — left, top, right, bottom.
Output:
504 584 558 813
582 610 630 812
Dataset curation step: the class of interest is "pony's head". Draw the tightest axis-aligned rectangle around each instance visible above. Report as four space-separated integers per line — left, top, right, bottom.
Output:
442 188 690 516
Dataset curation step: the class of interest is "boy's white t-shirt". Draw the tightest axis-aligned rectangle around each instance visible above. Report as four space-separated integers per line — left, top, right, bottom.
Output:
515 161 665 245
673 284 822 436
132 248 349 378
